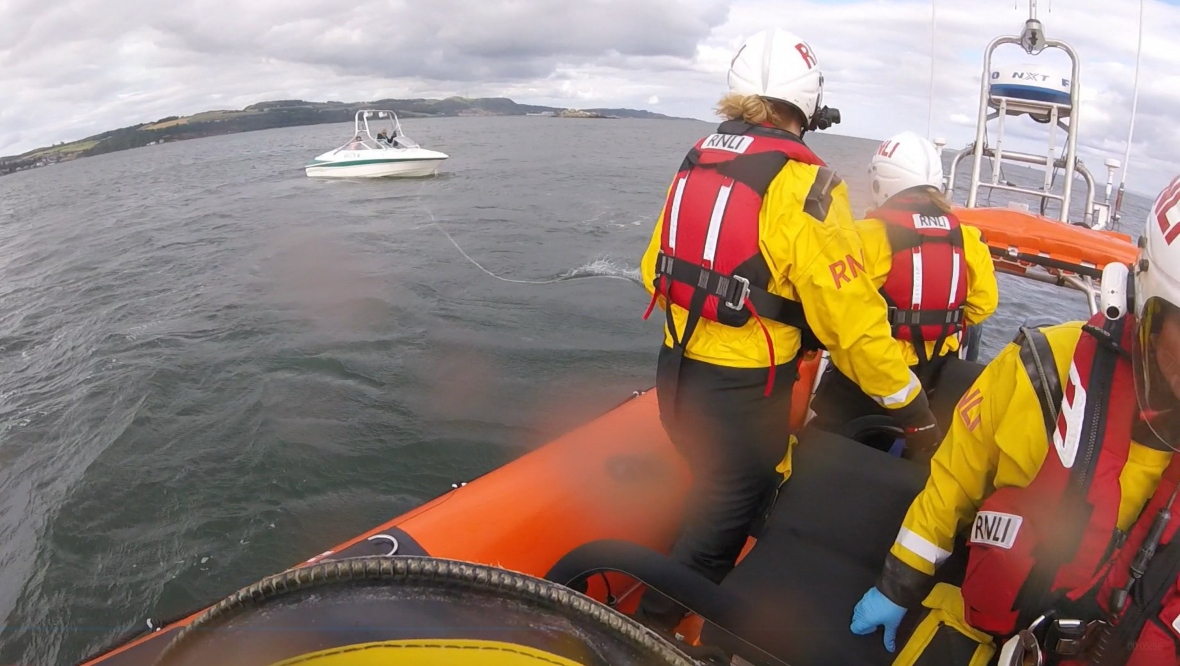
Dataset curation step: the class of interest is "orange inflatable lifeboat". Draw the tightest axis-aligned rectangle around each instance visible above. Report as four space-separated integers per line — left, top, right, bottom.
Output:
78 389 695 666
74 201 1145 666
72 237 1139 666
77 379 931 666
74 201 1144 666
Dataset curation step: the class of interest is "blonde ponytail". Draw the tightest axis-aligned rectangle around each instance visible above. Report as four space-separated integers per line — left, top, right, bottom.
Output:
715 93 801 131
923 186 954 214
885 185 955 213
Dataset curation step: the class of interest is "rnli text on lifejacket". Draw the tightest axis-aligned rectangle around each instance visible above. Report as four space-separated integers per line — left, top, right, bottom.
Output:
701 133 753 154
970 511 1022 550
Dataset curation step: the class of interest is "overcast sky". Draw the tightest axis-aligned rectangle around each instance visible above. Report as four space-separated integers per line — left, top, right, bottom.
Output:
2 0 1178 194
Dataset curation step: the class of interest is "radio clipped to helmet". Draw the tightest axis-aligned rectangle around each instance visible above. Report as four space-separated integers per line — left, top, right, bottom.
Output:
810 106 841 131
727 28 829 133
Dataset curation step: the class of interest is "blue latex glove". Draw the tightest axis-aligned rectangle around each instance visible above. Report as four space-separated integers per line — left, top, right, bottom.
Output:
850 587 907 652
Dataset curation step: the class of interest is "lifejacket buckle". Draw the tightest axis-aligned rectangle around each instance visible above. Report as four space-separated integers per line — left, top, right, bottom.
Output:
1043 618 1088 657
723 275 750 311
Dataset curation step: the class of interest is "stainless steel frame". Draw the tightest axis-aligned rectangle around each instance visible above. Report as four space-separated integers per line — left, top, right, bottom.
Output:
962 13 1083 223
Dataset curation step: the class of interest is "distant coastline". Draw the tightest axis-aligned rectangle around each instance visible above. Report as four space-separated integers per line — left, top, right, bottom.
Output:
0 97 690 176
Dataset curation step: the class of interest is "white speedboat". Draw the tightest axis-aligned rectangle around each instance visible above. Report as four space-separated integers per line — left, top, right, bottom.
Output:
305 110 448 178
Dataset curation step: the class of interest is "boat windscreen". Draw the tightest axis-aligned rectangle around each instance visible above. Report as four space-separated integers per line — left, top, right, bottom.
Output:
393 135 420 149
338 137 382 152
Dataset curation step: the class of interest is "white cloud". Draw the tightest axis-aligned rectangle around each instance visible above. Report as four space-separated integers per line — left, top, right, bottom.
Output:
703 0 1180 196
1 0 1177 195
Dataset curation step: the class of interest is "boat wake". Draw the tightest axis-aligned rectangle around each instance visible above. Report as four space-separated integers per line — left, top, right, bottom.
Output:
421 198 644 287
557 258 642 284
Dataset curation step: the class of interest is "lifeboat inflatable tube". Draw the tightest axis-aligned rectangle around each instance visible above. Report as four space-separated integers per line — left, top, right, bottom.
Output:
76 373 830 661
77 389 696 666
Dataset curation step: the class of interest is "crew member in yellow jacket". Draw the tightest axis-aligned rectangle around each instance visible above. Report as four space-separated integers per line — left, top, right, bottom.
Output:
848 176 1180 664
634 29 942 632
810 131 998 440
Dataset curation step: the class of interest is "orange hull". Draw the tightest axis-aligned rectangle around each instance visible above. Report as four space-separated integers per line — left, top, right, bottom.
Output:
79 365 825 664
373 390 689 572
953 206 1138 278
79 389 695 665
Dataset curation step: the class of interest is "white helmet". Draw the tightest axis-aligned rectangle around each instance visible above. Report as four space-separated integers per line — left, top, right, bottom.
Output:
1132 175 1180 450
868 131 944 208
727 28 824 127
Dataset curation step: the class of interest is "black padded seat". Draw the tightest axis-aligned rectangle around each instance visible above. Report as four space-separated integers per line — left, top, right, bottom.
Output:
701 428 929 665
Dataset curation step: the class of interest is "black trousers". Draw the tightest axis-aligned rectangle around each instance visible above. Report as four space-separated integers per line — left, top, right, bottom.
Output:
635 345 797 631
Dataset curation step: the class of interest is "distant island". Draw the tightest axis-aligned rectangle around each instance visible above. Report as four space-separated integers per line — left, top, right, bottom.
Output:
0 96 690 176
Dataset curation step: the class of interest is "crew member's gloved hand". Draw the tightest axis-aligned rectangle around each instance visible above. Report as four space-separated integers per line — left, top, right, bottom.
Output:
889 389 942 460
850 587 907 652
902 406 942 460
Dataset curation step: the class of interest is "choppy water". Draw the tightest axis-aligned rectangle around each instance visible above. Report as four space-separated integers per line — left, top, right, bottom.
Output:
0 116 1151 664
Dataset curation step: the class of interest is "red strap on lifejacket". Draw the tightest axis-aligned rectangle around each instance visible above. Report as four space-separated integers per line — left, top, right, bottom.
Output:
643 278 779 396
745 298 777 397
642 289 660 321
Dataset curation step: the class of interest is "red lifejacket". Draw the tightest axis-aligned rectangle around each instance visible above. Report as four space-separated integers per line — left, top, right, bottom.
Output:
866 203 968 363
643 120 828 395
959 313 1137 637
1082 455 1180 666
